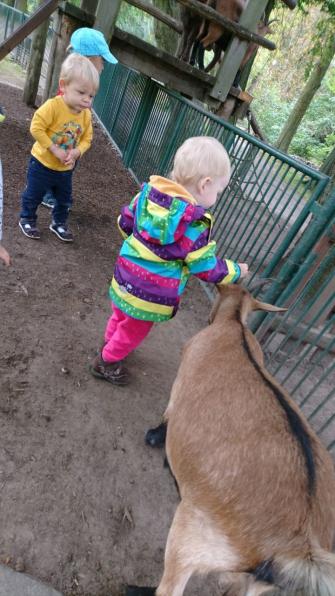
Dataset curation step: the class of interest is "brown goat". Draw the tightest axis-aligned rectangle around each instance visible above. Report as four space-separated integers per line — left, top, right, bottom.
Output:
203 21 273 74
199 0 245 49
153 284 335 595
177 0 211 62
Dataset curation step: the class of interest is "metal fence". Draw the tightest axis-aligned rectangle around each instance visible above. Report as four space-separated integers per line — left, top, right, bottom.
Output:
94 62 335 452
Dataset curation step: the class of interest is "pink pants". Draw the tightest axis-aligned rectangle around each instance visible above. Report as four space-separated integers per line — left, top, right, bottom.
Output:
102 303 154 363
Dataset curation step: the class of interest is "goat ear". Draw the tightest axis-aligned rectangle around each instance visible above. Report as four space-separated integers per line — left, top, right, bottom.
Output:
252 298 287 313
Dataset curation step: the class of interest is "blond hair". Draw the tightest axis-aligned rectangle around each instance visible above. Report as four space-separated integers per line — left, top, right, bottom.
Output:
59 53 99 92
171 136 231 185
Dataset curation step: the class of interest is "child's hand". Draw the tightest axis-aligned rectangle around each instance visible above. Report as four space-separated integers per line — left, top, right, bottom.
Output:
0 245 10 266
238 263 249 278
63 148 81 168
49 144 68 164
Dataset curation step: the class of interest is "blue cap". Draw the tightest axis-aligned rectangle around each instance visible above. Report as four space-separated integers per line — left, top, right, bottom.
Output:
70 28 118 64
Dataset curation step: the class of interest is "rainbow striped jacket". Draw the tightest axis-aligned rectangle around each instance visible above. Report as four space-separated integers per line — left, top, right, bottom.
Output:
110 176 241 322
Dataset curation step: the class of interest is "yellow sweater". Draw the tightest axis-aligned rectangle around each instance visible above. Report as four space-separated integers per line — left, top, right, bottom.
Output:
30 96 93 171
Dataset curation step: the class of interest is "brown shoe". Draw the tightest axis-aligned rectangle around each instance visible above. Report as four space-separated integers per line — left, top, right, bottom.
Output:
90 354 130 386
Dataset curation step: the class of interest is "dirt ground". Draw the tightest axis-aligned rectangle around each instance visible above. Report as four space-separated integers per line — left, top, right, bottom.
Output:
0 82 213 596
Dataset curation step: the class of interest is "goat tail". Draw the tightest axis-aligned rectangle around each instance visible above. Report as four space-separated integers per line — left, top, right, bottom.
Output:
274 548 335 595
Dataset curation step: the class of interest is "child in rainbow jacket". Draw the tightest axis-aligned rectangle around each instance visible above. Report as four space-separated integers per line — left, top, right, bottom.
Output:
90 136 249 385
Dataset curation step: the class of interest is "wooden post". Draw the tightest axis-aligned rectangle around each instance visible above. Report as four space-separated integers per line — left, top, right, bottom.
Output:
94 0 122 42
210 0 270 102
80 0 99 13
23 0 50 106
43 2 95 99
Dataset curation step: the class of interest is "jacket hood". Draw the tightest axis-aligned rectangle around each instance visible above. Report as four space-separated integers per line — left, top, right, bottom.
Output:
135 176 206 246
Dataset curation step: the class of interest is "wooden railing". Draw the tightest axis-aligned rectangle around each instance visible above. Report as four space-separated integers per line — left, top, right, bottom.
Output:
124 0 276 51
0 0 59 62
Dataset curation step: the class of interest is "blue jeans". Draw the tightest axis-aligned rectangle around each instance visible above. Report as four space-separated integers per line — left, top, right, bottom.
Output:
20 157 73 226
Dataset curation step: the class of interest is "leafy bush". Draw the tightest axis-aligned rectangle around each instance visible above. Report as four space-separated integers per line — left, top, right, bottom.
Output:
252 70 335 166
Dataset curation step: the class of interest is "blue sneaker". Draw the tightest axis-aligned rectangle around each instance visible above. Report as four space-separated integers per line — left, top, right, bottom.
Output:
49 223 74 242
41 192 55 209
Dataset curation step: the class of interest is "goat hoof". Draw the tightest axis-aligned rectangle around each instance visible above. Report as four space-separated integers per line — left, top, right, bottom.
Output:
145 422 167 448
125 585 157 595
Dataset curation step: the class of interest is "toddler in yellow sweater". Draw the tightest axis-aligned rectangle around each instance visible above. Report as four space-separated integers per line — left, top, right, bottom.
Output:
19 53 99 242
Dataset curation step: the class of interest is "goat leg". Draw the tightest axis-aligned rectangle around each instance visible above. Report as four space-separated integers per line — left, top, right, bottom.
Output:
156 503 196 596
157 502 240 596
204 44 222 72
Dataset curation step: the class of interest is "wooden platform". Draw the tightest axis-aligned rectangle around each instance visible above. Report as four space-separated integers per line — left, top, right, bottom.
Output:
110 27 217 104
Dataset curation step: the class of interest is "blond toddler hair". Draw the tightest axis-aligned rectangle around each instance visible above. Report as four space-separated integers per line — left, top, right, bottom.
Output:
171 136 231 186
60 53 100 92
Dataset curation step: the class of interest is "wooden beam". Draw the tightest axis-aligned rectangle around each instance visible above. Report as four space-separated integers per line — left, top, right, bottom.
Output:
0 0 59 62
175 0 276 50
110 27 216 103
124 0 183 34
80 0 99 14
210 0 270 102
59 0 95 25
95 0 122 42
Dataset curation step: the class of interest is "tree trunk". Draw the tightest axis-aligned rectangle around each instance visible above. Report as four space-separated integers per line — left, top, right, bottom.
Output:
22 0 49 106
152 0 180 54
14 0 27 12
320 145 335 177
276 33 335 152
80 0 98 14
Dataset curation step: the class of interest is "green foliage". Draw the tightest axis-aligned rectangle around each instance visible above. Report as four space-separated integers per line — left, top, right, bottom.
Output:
249 2 335 166
116 3 156 46
253 69 335 165
298 0 335 16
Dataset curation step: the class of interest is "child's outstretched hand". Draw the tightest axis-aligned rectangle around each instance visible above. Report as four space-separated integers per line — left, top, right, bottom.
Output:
0 245 10 266
238 263 249 279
